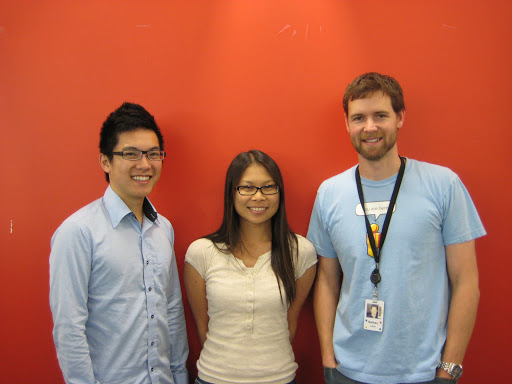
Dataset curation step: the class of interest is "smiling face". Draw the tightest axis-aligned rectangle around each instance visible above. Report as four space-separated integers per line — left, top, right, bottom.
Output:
345 92 404 163
100 128 162 212
234 164 280 231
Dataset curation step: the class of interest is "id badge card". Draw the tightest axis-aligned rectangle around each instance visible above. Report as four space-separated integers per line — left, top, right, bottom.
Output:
364 299 384 332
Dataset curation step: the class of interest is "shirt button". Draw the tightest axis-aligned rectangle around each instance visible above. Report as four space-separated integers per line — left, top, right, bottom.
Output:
151 314 154 319
148 287 152 291
146 261 149 265
151 341 154 346
151 367 154 372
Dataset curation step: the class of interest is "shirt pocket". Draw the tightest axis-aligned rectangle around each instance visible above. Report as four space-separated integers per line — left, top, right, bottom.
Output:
152 252 172 282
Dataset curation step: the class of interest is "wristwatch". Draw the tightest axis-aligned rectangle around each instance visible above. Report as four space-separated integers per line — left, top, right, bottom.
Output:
437 362 463 379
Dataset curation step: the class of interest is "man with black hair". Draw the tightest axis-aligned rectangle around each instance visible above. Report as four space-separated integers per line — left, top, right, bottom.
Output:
50 103 188 384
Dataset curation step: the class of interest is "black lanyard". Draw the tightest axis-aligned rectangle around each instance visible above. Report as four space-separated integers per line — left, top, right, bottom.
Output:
355 157 406 287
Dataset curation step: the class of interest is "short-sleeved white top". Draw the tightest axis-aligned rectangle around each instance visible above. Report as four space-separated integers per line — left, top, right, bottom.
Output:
185 234 317 384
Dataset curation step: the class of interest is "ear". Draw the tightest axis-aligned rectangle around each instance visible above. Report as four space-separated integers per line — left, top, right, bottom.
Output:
344 114 350 132
397 110 405 129
99 153 111 174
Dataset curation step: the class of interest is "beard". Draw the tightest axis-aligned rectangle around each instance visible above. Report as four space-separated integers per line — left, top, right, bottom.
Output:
351 129 398 161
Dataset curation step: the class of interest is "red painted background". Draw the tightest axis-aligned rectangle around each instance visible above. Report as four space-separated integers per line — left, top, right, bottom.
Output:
1 1 509 383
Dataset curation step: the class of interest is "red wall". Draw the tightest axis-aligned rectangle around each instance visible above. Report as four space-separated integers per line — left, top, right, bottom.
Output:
1 1 509 383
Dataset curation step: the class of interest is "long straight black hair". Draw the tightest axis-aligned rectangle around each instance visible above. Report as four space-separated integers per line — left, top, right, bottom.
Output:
205 150 298 305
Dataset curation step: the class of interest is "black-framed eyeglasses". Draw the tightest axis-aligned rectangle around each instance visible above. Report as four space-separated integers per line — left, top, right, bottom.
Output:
236 185 280 195
112 150 166 161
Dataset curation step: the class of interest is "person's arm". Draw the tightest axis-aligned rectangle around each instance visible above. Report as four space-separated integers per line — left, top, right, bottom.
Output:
287 264 317 343
436 240 480 379
184 262 209 347
49 222 101 384
166 255 189 384
313 256 342 368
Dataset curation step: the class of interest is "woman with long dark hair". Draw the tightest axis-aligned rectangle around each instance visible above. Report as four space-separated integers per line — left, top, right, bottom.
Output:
184 150 317 384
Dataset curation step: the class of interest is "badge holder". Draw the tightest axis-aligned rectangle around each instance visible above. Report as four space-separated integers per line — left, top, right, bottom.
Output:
363 267 384 331
356 157 406 334
364 297 384 332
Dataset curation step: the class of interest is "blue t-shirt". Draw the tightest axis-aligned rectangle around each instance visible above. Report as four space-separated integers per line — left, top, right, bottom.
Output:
307 159 485 384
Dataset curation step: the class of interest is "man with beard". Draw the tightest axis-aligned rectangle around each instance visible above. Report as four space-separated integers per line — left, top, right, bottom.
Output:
307 73 485 384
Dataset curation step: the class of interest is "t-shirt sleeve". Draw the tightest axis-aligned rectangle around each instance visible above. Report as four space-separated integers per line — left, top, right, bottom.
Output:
294 235 318 279
184 238 211 278
307 184 338 258
441 176 486 245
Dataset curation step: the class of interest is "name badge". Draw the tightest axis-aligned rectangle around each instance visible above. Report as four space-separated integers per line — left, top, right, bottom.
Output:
364 299 384 332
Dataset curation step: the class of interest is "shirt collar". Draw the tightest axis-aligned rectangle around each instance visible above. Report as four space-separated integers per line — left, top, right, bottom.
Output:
103 185 159 228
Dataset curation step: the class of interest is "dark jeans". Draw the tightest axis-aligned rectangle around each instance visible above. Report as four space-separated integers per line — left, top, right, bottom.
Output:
323 367 457 384
195 377 297 384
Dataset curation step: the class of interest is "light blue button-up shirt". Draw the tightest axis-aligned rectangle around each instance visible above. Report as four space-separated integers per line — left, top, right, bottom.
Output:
50 186 188 384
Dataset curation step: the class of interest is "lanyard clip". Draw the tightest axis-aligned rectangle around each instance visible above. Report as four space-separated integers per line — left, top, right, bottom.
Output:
372 286 378 300
370 267 381 285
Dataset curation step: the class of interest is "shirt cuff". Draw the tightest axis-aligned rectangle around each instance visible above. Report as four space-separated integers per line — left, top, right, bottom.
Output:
172 371 188 384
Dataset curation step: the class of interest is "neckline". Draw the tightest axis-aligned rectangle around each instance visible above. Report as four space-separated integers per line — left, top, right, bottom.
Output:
232 250 271 271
